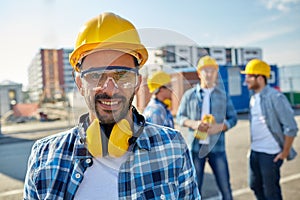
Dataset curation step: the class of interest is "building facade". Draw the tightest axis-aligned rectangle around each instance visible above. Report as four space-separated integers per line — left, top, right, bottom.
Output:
62 48 75 93
144 45 262 72
0 80 23 116
28 48 74 102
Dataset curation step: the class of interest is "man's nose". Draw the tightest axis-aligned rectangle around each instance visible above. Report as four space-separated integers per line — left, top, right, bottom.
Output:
101 77 119 89
94 77 119 94
101 78 120 93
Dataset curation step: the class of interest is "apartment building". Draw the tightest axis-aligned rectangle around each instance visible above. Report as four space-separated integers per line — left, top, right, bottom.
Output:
28 48 74 102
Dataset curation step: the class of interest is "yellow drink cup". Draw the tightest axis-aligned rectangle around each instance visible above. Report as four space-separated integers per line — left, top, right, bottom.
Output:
194 114 215 140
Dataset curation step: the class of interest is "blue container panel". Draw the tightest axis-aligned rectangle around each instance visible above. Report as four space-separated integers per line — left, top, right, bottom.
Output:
219 66 250 113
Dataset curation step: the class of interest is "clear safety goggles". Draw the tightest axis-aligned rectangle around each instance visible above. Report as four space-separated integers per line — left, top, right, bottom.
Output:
200 68 218 74
80 66 139 89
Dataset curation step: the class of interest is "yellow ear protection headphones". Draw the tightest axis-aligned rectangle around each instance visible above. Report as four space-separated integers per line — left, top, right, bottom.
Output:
163 99 172 109
84 107 144 158
86 118 132 158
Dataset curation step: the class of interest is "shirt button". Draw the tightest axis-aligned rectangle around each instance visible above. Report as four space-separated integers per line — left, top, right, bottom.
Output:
75 173 81 179
85 158 92 164
160 194 165 200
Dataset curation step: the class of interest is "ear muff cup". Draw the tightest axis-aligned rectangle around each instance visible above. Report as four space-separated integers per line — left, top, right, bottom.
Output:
86 119 133 158
108 119 132 157
86 118 103 157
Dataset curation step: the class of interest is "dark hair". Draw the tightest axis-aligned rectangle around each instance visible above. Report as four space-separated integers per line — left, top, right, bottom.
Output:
261 75 268 84
255 75 268 84
133 57 139 68
154 86 165 95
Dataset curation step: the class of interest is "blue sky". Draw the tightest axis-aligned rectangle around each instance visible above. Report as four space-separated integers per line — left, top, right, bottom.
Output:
1 0 300 88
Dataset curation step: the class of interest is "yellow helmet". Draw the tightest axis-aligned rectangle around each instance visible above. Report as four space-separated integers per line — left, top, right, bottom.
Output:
197 55 218 72
69 12 148 72
241 59 270 78
147 71 171 93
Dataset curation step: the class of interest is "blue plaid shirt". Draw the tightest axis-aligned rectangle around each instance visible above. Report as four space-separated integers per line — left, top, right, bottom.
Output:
143 98 174 128
177 84 237 154
24 109 200 200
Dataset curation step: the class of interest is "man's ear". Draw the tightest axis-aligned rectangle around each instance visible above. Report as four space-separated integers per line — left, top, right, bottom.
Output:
134 75 142 93
197 70 202 79
75 74 84 96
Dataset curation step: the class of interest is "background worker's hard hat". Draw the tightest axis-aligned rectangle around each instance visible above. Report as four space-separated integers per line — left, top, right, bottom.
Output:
241 59 271 78
69 12 148 72
197 55 218 72
147 71 171 93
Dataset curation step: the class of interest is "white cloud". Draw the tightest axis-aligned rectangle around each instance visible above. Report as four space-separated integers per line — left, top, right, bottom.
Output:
260 0 300 12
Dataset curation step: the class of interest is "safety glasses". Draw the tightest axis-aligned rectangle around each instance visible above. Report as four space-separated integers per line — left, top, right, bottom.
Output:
245 74 259 79
200 68 218 74
80 66 139 89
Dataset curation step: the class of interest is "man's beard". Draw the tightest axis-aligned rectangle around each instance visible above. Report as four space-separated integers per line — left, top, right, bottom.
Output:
248 81 260 91
94 93 134 125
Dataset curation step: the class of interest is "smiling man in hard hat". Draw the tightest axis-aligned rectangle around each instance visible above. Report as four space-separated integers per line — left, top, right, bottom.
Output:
177 55 237 200
241 59 298 200
23 12 200 199
143 71 174 128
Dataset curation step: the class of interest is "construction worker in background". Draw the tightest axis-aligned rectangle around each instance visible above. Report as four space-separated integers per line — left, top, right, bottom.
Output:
23 12 200 199
177 55 237 200
241 59 298 200
143 71 174 128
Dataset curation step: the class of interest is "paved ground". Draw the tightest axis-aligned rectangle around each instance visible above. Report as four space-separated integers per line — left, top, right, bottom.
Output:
0 110 300 200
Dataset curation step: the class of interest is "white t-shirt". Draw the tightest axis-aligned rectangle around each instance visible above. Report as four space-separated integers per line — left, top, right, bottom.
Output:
199 88 213 144
74 153 129 200
250 93 281 154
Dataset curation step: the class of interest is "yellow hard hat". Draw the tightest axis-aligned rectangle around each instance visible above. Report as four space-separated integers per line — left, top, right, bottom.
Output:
197 55 218 72
147 71 171 93
241 59 270 78
69 12 148 72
